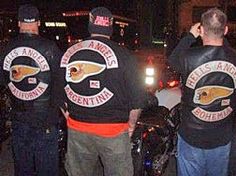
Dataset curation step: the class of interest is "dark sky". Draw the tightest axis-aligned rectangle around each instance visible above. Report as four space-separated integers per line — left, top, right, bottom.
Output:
0 0 137 16
0 0 165 21
0 0 167 38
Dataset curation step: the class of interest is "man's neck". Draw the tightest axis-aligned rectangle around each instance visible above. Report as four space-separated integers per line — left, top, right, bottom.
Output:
202 37 223 46
20 29 38 35
91 33 110 39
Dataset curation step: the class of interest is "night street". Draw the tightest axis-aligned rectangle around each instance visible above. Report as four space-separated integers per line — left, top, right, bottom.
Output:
0 137 177 176
0 47 178 176
1 0 236 176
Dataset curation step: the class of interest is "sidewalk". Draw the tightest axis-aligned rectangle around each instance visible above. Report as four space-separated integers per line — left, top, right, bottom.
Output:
0 137 176 176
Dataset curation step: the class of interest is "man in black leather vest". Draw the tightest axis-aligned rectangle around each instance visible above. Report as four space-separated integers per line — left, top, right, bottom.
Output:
168 8 236 176
0 4 64 176
60 7 145 176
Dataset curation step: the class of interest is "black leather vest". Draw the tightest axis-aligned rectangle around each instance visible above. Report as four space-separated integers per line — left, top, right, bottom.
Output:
1 33 62 127
169 34 236 148
180 46 236 129
61 36 145 123
180 46 236 148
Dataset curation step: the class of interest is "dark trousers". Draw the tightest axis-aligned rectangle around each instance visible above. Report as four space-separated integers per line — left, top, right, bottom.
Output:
12 120 59 176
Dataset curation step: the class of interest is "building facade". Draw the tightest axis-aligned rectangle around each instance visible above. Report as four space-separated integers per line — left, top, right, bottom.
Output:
178 0 236 36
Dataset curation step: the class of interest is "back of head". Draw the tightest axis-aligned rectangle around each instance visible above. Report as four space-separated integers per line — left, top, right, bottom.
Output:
18 4 40 34
201 8 227 39
88 7 113 37
18 4 40 23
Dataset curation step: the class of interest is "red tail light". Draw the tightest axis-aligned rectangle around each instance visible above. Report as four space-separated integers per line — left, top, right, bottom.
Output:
142 132 148 139
67 36 71 43
159 80 164 89
167 80 179 87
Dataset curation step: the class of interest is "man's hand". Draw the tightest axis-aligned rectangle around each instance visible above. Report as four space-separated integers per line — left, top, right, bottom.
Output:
128 109 142 137
60 102 69 119
190 22 201 38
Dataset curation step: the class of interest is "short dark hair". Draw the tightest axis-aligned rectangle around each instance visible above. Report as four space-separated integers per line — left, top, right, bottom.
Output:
201 8 227 38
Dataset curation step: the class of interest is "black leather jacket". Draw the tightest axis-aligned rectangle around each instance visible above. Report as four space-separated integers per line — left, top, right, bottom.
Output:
60 36 145 123
0 33 64 127
169 33 236 148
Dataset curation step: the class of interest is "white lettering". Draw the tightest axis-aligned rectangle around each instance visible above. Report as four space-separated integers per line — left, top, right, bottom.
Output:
4 47 50 72
192 106 233 122
64 85 113 107
186 61 236 89
60 40 118 69
3 49 19 71
8 82 48 101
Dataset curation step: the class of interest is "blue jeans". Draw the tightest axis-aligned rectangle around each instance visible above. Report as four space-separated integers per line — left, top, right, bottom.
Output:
177 134 230 176
12 120 59 176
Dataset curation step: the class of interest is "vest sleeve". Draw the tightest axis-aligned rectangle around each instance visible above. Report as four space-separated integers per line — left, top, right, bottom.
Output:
168 33 196 73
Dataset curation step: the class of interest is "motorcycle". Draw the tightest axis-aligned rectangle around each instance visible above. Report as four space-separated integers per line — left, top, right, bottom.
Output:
131 95 180 176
